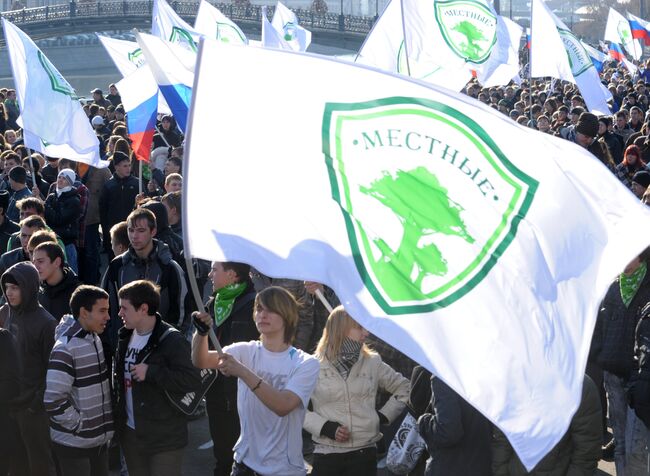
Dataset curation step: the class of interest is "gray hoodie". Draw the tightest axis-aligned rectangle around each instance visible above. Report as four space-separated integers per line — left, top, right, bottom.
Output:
0 261 57 411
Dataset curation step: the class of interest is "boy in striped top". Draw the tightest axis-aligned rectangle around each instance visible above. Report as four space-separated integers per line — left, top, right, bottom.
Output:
45 285 114 476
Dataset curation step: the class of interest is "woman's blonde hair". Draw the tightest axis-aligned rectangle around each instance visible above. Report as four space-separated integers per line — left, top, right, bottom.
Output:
254 286 299 344
315 305 372 362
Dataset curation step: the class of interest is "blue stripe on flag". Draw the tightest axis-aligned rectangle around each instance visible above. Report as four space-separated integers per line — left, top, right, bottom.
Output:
159 84 192 132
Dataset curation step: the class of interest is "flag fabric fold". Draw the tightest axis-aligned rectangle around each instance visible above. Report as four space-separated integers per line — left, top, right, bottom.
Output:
135 31 195 132
185 40 650 471
476 16 522 87
530 0 610 115
116 66 159 162
270 2 311 51
627 12 650 46
194 0 247 45
261 7 292 50
605 8 642 60
2 18 104 167
152 0 201 51
581 41 608 73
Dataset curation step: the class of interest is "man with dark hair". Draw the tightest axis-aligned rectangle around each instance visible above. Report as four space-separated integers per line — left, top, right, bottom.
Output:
141 200 183 263
99 152 138 258
44 285 113 475
192 261 258 476
162 191 182 236
109 221 129 257
0 215 47 276
33 241 80 322
0 261 57 475
598 116 624 164
0 189 19 252
7 166 32 223
113 280 200 476
101 208 187 357
164 156 182 177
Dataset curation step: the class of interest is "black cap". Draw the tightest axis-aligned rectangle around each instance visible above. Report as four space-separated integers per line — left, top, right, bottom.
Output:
112 151 130 166
8 166 26 184
0 190 9 213
91 88 103 95
633 170 650 189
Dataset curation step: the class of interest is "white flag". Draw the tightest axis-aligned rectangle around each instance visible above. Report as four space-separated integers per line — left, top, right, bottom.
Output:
261 7 292 50
270 1 311 51
186 40 650 470
2 19 104 167
477 16 522 87
530 0 610 115
152 0 201 52
98 35 172 115
194 0 247 45
136 32 195 132
605 7 641 60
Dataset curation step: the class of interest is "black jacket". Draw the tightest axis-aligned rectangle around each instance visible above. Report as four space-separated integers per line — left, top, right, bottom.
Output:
0 262 57 412
0 218 19 254
101 240 187 355
112 315 201 454
418 377 492 476
596 271 650 378
207 281 258 399
0 247 29 278
98 174 139 250
38 267 80 322
631 310 650 426
44 189 81 245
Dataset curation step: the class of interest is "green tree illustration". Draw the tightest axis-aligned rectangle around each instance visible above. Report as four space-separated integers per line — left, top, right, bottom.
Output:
452 21 487 60
359 167 475 297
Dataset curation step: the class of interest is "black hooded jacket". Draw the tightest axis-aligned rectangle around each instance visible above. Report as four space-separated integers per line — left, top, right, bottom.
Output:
141 201 183 263
98 173 139 251
38 267 80 322
0 262 57 412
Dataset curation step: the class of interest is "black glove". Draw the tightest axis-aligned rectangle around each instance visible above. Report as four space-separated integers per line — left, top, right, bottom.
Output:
193 312 211 336
320 421 341 440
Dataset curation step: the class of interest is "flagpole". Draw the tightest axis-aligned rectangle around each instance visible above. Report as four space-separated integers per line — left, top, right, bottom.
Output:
398 0 412 76
528 0 534 125
138 158 143 194
180 37 223 355
26 147 37 194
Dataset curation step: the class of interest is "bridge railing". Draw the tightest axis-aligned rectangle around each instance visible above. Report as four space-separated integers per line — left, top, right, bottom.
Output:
1 1 376 33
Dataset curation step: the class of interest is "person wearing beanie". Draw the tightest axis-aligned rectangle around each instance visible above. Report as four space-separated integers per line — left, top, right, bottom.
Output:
632 170 650 198
44 169 81 273
573 113 617 173
99 151 138 259
6 166 31 223
0 189 18 253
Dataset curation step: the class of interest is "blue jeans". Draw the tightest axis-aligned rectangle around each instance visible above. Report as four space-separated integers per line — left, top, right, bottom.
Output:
626 407 650 475
605 371 630 476
65 243 78 275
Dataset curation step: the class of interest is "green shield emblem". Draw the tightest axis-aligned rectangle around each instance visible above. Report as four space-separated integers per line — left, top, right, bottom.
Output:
322 98 537 314
128 48 145 67
216 22 246 44
169 26 197 52
558 29 592 77
434 0 497 64
618 20 631 45
37 51 78 99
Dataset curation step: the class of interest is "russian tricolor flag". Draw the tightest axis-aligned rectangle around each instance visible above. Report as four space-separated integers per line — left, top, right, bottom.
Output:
609 42 626 61
526 28 531 49
628 13 650 45
116 66 158 162
135 31 195 133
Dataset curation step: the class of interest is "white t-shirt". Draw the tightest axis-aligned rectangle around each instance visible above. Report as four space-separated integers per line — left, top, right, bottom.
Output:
226 341 319 476
124 331 152 429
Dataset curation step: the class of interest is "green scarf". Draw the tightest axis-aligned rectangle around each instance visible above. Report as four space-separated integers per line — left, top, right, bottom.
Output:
620 262 647 308
213 282 248 327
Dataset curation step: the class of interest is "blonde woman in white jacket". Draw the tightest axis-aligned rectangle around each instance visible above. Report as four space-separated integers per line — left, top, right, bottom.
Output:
304 306 410 476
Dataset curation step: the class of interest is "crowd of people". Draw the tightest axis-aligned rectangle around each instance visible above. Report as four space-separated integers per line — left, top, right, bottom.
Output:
1 54 650 476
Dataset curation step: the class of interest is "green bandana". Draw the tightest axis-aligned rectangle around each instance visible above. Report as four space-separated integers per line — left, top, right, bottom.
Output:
620 262 647 308
213 282 248 327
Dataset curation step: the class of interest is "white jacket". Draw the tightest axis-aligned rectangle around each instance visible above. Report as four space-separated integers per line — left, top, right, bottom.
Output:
304 352 409 449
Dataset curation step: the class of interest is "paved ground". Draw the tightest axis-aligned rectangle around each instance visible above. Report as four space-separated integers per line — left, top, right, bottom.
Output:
110 414 616 475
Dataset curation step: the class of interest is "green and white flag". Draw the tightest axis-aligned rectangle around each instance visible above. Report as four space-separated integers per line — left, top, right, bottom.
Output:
194 0 247 45
270 1 311 52
186 40 650 470
605 7 642 60
152 0 201 52
2 19 104 167
531 0 610 115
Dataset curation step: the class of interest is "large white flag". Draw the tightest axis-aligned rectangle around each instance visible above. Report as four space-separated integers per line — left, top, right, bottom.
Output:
136 32 195 132
261 7 292 50
194 0 247 45
2 19 104 167
186 40 650 470
152 0 201 51
605 7 641 60
270 1 311 51
477 16 522 87
530 0 610 115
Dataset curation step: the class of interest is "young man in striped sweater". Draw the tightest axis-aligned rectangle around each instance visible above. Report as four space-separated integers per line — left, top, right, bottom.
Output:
44 285 114 476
